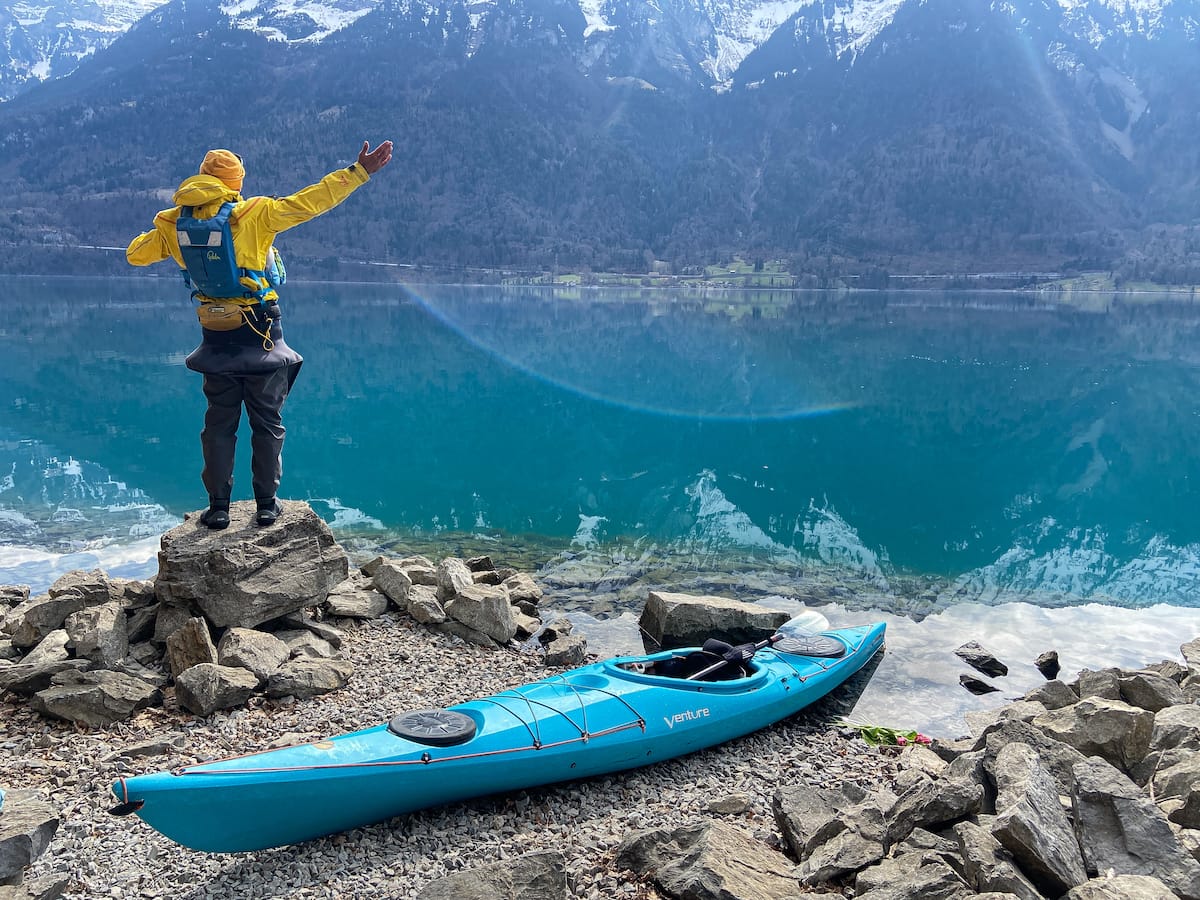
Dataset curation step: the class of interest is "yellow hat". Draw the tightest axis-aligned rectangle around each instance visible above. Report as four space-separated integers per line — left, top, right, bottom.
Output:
199 149 245 191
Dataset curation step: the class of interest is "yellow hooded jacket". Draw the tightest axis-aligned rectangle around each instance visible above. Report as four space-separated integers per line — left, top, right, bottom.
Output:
126 163 371 302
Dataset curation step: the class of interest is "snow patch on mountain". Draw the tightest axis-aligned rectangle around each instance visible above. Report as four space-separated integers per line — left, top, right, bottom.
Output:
806 0 904 59
220 0 375 43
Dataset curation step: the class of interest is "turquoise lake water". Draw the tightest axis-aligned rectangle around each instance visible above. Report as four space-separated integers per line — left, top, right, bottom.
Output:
2 276 1198 733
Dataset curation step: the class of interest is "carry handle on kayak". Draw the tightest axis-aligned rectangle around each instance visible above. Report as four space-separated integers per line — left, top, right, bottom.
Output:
685 633 783 681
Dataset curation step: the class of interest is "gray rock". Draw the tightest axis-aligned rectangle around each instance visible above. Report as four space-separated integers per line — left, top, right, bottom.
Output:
615 820 802 900
1182 637 1200 677
0 641 18 661
164 618 218 679
465 555 495 572
124 603 158 644
324 585 389 619
265 657 354 700
1142 660 1189 684
952 819 1043 900
1034 697 1153 772
514 611 541 638
884 774 982 848
155 501 349 628
471 570 503 586
1035 650 1061 680
981 718 1090 799
1170 784 1200 830
8 594 92 650
1063 874 1181 899
277 611 345 648
543 634 587 667
19 631 69 667
0 660 90 696
445 585 517 644
1119 672 1185 712
1024 680 1077 710
48 569 122 606
639 591 791 649
126 641 160 668
63 602 128 668
1072 755 1200 900
0 873 70 900
432 620 499 648
1152 754 1200 806
961 673 1000 694
956 641 1009 677
151 602 200 644
406 585 446 625
773 782 868 858
174 663 259 716
0 792 58 881
503 573 544 605
1150 704 1200 753
990 742 1087 897
30 670 161 727
216 628 289 683
413 849 565 900
275 629 337 659
371 561 413 606
854 854 971 900
0 586 30 607
397 557 437 586
435 558 474 603
965 700 1047 739
800 827 887 884
1075 668 1122 700
119 578 157 610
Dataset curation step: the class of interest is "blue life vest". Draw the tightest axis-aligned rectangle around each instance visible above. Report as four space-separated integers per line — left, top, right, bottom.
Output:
176 202 282 302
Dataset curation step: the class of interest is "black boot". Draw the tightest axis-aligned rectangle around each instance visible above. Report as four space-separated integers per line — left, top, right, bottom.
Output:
256 497 282 526
199 498 230 530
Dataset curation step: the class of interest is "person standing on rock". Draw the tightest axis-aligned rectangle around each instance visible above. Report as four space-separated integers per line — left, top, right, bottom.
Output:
126 141 393 529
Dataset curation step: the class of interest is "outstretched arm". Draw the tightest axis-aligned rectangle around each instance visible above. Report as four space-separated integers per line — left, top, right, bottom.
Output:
249 140 394 235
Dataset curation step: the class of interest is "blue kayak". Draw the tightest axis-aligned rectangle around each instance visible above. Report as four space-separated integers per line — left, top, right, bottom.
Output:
112 622 885 852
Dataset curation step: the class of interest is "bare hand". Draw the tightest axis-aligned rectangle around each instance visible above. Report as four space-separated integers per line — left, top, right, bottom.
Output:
357 140 393 175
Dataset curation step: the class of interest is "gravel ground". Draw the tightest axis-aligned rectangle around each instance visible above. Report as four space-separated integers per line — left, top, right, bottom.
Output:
3 611 902 899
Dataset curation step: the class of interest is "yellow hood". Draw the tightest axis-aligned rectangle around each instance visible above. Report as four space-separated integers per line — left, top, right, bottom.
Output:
173 175 241 215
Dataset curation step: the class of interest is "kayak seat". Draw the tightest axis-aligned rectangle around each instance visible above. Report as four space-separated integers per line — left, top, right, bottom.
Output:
648 652 748 681
388 709 477 746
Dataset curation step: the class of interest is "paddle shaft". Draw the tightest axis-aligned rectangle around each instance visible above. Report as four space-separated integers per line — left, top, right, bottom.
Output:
685 633 783 681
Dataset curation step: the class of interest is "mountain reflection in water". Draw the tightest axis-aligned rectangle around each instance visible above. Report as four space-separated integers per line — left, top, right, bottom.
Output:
2 277 1199 734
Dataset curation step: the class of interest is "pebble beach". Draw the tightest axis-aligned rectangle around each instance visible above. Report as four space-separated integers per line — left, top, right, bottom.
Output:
3 609 901 899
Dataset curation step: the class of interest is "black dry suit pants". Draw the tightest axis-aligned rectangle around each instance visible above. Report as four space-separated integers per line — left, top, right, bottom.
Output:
200 364 301 503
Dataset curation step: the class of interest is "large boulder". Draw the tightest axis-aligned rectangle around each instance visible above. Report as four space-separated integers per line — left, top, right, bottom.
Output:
155 501 348 628
990 742 1088 897
30 670 161 727
616 820 801 900
639 591 792 649
1071 756 1200 900
1033 697 1153 772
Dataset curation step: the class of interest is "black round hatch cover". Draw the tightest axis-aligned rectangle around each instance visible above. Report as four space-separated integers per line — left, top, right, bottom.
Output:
388 709 477 746
773 635 846 659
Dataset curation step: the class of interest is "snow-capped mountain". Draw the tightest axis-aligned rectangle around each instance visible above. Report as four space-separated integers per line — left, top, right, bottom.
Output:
0 0 1198 275
3 0 1197 99
0 0 163 99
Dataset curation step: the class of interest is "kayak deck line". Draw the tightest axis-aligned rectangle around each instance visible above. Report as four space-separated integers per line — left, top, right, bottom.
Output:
155 630 867 780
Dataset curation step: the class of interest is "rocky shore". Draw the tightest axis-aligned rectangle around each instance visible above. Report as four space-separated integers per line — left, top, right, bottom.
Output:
0 502 1198 899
